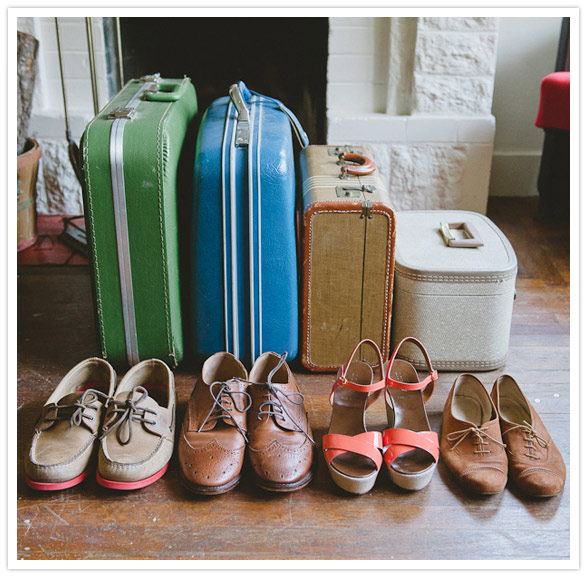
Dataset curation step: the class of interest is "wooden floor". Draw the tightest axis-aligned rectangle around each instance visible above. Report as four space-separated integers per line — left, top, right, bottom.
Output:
16 197 570 561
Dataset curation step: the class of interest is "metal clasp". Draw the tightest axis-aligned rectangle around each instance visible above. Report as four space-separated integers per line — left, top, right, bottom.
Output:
335 185 376 198
360 200 373 219
109 107 136 120
229 84 250 147
140 73 161 83
328 146 358 156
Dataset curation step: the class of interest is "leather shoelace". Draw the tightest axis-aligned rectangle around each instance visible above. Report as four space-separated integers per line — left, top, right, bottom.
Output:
446 426 506 455
100 386 157 446
198 380 252 441
44 388 109 429
502 420 549 459
242 352 315 445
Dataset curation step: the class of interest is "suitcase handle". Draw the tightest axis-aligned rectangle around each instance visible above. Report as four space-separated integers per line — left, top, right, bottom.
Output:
144 79 189 102
440 221 484 248
338 153 376 176
229 83 251 147
231 81 310 148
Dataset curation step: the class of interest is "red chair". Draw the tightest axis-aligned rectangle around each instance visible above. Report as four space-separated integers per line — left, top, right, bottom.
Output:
535 18 570 220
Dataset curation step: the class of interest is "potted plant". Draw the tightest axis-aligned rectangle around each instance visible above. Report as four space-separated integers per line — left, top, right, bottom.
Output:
17 29 41 251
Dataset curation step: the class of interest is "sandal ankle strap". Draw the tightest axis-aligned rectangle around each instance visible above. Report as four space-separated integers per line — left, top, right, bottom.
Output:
385 337 438 402
330 339 386 402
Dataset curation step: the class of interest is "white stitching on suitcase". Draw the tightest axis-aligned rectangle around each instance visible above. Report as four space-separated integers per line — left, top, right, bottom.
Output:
82 117 108 358
396 354 508 370
395 270 517 283
305 207 392 370
157 102 175 362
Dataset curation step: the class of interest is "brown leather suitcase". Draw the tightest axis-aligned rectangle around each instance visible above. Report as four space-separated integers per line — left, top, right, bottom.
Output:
300 145 396 372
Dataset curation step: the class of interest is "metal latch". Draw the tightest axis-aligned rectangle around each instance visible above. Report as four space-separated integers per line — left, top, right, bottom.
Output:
229 84 250 147
336 185 376 198
109 107 136 120
360 200 373 219
140 73 161 83
328 146 359 156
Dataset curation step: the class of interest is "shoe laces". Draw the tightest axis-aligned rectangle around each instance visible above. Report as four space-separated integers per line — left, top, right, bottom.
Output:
44 388 109 429
100 386 157 446
447 426 506 454
502 420 549 459
240 352 315 445
198 380 252 442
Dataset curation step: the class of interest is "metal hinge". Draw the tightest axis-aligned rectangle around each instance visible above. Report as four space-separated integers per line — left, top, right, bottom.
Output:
328 145 359 156
360 200 373 219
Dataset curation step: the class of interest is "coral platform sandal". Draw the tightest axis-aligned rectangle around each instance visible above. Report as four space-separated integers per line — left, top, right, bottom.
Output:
383 337 439 491
322 339 386 494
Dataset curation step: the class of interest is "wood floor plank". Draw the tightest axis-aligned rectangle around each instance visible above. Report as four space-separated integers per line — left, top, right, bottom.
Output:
15 197 571 561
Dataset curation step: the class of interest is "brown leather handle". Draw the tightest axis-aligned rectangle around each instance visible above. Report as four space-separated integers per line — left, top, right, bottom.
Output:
338 153 376 176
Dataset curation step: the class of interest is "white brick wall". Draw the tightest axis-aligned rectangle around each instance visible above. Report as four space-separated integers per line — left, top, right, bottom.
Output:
327 17 389 114
18 17 110 215
327 16 499 213
412 18 498 115
33 17 108 117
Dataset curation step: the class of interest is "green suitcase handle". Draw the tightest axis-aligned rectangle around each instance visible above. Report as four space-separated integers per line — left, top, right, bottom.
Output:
144 79 189 102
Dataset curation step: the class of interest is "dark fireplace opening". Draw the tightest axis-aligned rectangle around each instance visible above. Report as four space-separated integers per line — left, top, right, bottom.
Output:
120 17 329 143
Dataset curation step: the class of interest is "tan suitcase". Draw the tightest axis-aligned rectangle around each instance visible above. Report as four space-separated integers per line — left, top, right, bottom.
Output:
391 210 517 371
301 145 396 372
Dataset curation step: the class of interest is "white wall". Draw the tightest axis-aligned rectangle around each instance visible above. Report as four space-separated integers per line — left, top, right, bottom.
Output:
489 17 562 197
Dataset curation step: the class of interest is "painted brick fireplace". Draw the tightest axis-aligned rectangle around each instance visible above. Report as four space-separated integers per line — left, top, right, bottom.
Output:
327 17 498 213
21 16 498 215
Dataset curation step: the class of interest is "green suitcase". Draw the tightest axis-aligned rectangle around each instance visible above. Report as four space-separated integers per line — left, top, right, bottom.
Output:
81 74 197 368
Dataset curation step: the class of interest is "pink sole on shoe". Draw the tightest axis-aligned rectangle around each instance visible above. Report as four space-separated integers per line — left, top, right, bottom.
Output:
96 463 169 490
25 469 89 491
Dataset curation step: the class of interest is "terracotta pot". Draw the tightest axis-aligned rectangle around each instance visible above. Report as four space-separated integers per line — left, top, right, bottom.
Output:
17 138 41 251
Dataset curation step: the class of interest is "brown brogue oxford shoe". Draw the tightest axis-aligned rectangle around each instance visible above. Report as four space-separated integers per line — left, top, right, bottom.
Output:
247 352 314 492
178 352 251 495
491 375 566 497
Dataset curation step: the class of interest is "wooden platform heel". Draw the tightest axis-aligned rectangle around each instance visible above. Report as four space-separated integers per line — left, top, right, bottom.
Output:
383 337 439 491
322 339 386 495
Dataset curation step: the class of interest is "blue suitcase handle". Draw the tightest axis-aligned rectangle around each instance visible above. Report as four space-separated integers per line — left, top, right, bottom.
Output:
230 81 309 148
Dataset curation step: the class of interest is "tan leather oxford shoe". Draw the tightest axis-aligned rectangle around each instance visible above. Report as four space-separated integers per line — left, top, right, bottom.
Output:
440 374 508 495
491 375 566 497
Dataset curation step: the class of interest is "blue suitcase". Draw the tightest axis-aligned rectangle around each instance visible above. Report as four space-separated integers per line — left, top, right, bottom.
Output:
192 82 308 365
